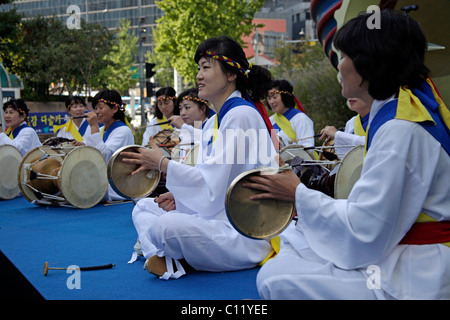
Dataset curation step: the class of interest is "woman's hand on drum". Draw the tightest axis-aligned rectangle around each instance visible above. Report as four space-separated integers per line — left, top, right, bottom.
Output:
319 126 338 141
121 138 168 175
242 156 300 202
154 192 176 211
71 141 85 146
168 115 185 129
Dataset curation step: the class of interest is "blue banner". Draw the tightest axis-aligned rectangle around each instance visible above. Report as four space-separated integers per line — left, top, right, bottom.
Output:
29 112 67 135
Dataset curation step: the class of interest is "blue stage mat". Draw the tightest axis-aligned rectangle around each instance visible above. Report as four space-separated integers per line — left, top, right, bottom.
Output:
0 196 261 300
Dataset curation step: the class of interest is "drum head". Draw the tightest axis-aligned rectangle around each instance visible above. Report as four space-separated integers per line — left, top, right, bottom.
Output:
280 145 315 163
334 145 364 199
0 145 23 199
59 146 108 208
107 145 160 199
18 146 65 204
225 169 295 240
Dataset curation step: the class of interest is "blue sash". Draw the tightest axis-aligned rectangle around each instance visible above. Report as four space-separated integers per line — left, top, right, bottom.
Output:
78 120 89 137
207 97 258 145
102 121 127 142
367 94 450 156
11 123 30 139
272 107 302 131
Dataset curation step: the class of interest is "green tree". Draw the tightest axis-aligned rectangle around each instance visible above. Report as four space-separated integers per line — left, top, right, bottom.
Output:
98 19 138 95
271 41 353 137
153 0 265 84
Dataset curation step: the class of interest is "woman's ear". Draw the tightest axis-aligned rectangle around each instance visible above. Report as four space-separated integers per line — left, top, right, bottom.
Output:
227 72 237 82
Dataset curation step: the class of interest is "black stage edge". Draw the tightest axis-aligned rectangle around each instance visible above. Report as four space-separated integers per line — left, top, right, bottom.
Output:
0 250 45 300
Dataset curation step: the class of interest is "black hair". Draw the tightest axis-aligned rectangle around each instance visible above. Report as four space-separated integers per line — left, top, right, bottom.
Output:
270 80 295 109
92 89 126 123
3 99 29 119
333 9 429 100
154 86 180 119
194 35 273 102
65 96 86 109
177 88 211 118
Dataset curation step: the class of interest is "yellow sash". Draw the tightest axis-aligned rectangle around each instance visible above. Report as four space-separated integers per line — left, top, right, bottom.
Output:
157 116 173 131
258 236 281 266
53 119 84 142
396 78 450 126
5 127 14 140
273 113 297 141
353 114 366 136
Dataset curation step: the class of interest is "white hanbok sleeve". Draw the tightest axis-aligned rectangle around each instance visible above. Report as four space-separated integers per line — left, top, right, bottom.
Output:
295 119 448 270
291 112 315 147
166 106 276 219
0 126 42 156
142 118 160 146
84 126 134 162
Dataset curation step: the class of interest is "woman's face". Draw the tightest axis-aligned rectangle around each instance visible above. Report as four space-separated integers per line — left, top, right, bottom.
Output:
67 101 86 118
267 89 289 114
4 106 25 130
157 96 175 118
338 52 369 100
179 100 206 126
196 57 233 106
94 102 117 125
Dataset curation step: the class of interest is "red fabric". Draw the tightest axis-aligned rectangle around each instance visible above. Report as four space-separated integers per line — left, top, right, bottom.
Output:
254 100 280 150
399 221 450 245
294 96 306 113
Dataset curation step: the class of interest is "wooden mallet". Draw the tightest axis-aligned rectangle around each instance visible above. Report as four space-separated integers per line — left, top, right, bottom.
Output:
43 261 115 276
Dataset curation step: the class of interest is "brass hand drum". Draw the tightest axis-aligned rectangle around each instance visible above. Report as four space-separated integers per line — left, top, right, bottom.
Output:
225 168 295 240
107 145 160 199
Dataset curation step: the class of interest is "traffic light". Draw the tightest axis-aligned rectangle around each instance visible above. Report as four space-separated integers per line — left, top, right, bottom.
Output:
145 63 156 97
145 63 156 79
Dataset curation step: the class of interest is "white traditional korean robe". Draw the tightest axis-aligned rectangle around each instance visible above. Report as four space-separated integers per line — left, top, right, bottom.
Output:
132 91 277 276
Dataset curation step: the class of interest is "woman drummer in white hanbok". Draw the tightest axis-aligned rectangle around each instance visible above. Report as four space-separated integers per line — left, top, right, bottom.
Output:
122 36 278 279
267 80 314 148
77 89 134 201
0 99 41 156
168 88 214 161
245 11 450 300
53 96 91 142
142 87 180 146
319 97 369 156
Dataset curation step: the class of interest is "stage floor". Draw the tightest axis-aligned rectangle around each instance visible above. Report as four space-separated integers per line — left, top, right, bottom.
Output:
0 196 261 300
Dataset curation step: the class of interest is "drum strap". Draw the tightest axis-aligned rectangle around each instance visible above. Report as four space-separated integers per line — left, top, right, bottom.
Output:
272 108 303 142
366 78 450 247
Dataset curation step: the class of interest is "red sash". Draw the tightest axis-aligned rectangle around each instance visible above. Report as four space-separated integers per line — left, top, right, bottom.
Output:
400 221 450 246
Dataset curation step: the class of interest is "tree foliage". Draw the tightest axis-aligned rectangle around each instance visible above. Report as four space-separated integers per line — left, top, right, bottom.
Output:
152 0 265 84
271 41 354 136
97 19 138 95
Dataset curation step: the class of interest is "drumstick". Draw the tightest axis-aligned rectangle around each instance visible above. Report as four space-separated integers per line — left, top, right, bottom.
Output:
43 261 115 276
49 115 88 121
140 120 172 129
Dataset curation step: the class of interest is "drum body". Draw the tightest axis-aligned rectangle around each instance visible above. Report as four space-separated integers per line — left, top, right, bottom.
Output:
225 168 295 240
280 144 315 163
107 145 160 199
0 145 23 200
18 146 108 209
334 145 364 199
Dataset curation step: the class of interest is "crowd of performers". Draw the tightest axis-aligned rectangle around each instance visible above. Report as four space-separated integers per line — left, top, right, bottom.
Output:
1 10 449 300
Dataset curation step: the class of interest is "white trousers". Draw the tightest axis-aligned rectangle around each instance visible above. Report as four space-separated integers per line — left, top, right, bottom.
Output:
132 198 272 272
256 241 391 300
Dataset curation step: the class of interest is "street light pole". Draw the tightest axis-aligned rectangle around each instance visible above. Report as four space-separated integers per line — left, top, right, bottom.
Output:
138 0 146 127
